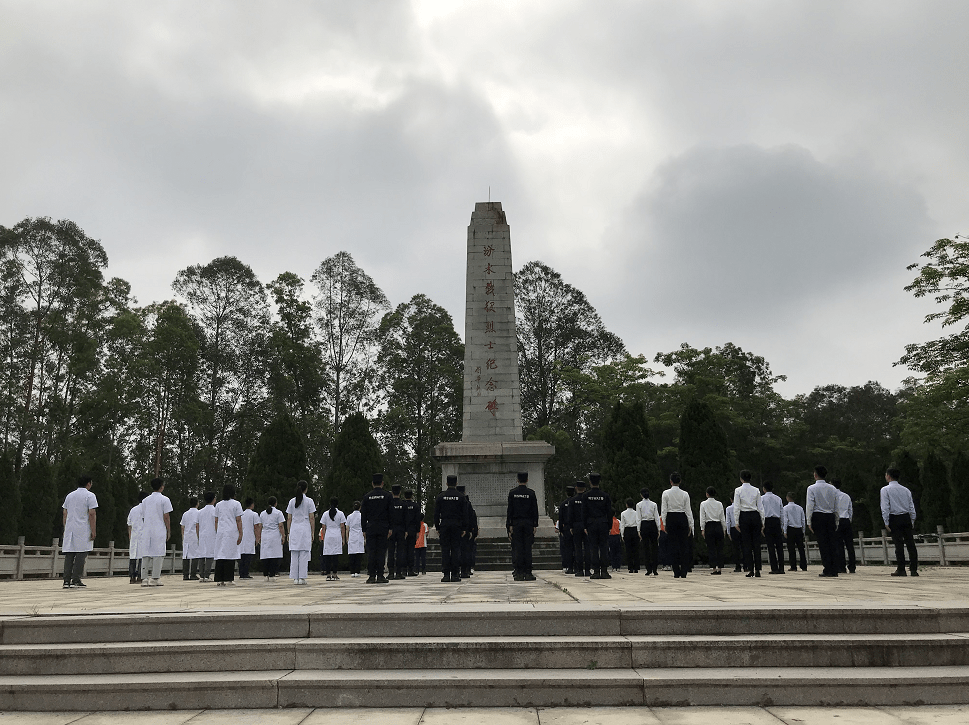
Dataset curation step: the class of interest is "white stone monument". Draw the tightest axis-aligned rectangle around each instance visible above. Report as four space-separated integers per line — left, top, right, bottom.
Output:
432 202 556 539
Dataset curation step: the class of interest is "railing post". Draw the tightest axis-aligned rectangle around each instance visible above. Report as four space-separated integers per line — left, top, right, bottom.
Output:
15 536 25 580
858 530 865 565
937 525 948 566
881 529 890 565
50 538 59 579
107 541 114 577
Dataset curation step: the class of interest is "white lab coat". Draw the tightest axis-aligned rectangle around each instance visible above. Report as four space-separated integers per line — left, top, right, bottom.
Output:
320 509 346 556
127 503 144 560
346 510 365 555
240 508 259 555
214 499 244 561
140 491 173 558
179 508 200 559
259 508 286 559
286 496 316 552
197 505 217 558
62 488 98 553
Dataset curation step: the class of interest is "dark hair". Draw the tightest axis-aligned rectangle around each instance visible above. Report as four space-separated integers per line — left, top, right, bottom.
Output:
404 489 413 500
740 470 752 482
640 488 648 498
886 467 900 481
136 491 149 504
221 484 234 501
77 475 93 489
150 477 164 491
786 491 795 501
814 465 827 479
353 500 361 511
329 497 338 521
265 496 277 515
706 486 716 497
670 472 681 485
588 472 601 486
203 491 216 504
243 497 254 509
188 496 198 507
294 480 307 508
831 479 842 490
625 498 634 508
763 481 773 492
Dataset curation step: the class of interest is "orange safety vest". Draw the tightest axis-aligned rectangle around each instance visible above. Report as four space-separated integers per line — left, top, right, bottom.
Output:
609 517 621 536
415 522 427 548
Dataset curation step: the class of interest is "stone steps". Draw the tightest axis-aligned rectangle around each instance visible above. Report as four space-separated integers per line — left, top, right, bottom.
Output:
424 539 562 570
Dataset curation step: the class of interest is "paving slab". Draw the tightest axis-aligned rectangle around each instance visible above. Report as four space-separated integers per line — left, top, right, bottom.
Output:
182 710 312 725
420 708 538 725
651 707 785 724
300 709 424 725
769 707 907 724
73 714 201 725
537 706 662 724
889 705 969 724
0 716 90 725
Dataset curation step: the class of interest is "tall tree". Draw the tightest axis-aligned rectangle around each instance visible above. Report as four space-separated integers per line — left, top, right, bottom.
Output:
678 397 732 501
311 252 389 434
920 451 952 532
324 411 383 511
950 451 969 532
243 409 309 507
18 457 56 545
0 451 20 543
600 400 661 508
895 450 923 518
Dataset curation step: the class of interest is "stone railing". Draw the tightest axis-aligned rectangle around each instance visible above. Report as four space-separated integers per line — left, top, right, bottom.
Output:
804 526 969 566
0 537 182 580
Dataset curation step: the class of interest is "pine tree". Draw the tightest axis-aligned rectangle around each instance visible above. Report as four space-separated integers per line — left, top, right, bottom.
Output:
18 458 57 545
601 400 661 508
896 451 922 517
243 409 310 508
678 397 733 501
950 452 969 532
324 412 383 512
920 451 953 532
0 451 21 543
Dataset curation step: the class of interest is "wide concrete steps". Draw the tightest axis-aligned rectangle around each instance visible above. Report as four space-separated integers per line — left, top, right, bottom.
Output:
425 539 562 570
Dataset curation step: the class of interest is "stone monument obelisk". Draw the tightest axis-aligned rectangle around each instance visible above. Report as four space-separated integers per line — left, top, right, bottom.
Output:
432 202 556 539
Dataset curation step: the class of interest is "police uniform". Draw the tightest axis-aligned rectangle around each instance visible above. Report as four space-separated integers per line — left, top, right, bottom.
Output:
582 474 613 579
559 486 575 573
435 476 469 582
360 474 394 583
570 483 591 577
457 485 477 578
403 491 420 576
506 472 539 581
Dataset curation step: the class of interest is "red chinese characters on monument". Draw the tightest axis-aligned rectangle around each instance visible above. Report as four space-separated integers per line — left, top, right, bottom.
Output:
485 282 495 296
482 245 495 257
486 398 498 417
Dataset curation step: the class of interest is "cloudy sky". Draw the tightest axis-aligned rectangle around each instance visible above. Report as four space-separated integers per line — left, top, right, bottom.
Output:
2 1 966 395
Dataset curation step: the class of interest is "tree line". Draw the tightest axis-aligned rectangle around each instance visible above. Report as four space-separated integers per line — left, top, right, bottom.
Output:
0 216 965 549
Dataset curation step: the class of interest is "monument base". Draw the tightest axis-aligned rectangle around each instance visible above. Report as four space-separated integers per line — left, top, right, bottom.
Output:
432 440 557 538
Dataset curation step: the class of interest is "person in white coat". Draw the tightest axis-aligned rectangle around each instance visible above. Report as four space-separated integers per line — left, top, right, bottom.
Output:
62 476 98 589
140 478 173 587
127 491 147 584
213 484 244 586
258 497 286 581
196 492 217 582
346 501 365 577
286 480 316 585
239 497 260 580
320 497 347 581
179 497 200 581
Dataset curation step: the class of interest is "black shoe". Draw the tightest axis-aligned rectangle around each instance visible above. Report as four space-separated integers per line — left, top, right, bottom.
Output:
62 582 72 589
395 573 406 580
746 571 754 578
442 575 451 582
590 573 602 579
565 568 574 574
891 570 907 576
768 570 781 574
713 570 722 575
910 571 919 576
513 573 523 581
524 573 536 581
72 581 86 588
602 572 612 579
754 571 761 577
789 568 797 572
575 571 584 577
366 576 377 584
377 576 390 583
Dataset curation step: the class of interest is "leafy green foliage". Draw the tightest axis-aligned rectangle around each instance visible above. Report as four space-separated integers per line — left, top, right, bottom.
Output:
678 397 732 502
18 457 56 545
950 452 969 532
920 451 952 532
0 451 20 542
600 400 661 509
324 412 383 511
244 409 310 508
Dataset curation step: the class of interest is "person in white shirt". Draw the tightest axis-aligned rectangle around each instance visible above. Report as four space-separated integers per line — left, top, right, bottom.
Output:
179 497 200 581
62 475 98 589
761 482 786 574
213 485 244 586
725 503 742 572
699 487 727 575
880 467 918 577
258 497 286 580
832 480 856 574
806 465 840 577
636 488 661 577
287 480 316 585
660 473 694 579
346 501 365 577
127 491 147 584
320 497 347 581
197 492 217 582
732 470 765 578
783 493 807 571
619 498 641 573
140 478 173 587
239 498 261 580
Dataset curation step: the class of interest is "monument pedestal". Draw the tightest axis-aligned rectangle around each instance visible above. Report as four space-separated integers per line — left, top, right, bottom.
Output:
432 440 556 539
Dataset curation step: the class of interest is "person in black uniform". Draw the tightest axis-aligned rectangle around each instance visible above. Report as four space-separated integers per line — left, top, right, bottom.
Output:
559 486 575 573
457 485 478 578
507 472 539 581
386 485 408 579
360 473 394 584
403 489 420 576
571 480 591 577
435 475 468 582
582 473 613 579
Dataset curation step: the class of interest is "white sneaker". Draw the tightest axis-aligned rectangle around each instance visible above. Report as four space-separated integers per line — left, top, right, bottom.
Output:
153 579 163 587
141 581 150 587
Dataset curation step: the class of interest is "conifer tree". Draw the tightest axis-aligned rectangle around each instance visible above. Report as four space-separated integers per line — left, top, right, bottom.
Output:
324 411 383 511
18 458 57 545
920 451 952 531
678 397 733 501
243 409 310 507
601 400 661 507
950 452 969 532
896 450 922 516
0 452 20 543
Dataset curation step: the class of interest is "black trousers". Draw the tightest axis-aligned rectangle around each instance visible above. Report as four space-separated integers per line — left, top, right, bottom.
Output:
764 517 785 572
889 514 918 573
366 530 388 579
587 522 610 575
561 531 575 570
387 528 407 575
323 554 339 575
63 552 87 584
729 528 743 570
640 521 658 574
213 559 235 583
623 527 640 571
348 552 362 574
573 528 590 575
239 553 254 578
511 521 534 576
786 527 807 570
836 518 856 573
608 534 623 569
460 534 474 576
181 558 199 579
739 510 763 573
262 557 281 577
415 548 426 573
665 512 691 577
812 512 838 576
439 525 462 578
704 521 724 569
407 530 418 573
